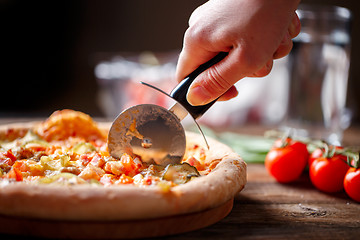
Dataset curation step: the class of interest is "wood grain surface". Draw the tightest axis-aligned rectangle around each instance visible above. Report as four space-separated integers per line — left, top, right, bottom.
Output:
158 163 360 240
0 200 234 239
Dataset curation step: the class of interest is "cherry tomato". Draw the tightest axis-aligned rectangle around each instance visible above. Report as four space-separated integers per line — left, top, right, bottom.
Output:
344 168 360 202
309 146 344 167
309 148 323 167
273 138 309 160
309 155 350 193
265 138 308 183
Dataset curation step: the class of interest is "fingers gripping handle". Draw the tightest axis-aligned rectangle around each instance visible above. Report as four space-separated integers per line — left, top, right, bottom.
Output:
170 52 228 119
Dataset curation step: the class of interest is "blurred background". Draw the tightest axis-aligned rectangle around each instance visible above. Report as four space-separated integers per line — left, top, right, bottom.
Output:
1 0 359 129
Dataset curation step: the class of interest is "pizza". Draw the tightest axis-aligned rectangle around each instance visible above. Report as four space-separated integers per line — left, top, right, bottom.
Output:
0 109 246 238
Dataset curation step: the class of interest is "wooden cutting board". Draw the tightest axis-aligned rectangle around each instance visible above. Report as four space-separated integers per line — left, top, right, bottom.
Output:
0 199 233 239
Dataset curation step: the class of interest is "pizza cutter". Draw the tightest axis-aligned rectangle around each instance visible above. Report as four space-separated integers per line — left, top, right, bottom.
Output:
108 52 228 166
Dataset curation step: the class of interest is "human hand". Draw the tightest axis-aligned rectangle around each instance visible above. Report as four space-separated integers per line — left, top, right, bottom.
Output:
175 0 301 106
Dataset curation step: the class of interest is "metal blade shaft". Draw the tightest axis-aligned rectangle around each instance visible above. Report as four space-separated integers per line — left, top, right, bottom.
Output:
169 102 188 122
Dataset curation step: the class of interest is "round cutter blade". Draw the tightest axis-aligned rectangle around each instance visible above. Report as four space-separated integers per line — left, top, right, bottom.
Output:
107 104 186 166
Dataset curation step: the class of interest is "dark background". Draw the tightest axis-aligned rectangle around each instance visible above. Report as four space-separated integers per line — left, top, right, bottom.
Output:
1 0 359 126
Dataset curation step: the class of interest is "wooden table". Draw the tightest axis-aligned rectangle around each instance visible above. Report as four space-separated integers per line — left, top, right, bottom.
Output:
160 125 360 240
159 163 360 240
1 120 359 239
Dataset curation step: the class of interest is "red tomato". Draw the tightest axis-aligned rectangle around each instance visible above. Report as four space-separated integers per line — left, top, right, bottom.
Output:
309 146 344 167
5 167 23 181
265 139 308 183
309 148 323 167
273 138 309 159
309 155 350 193
344 168 360 202
0 149 17 166
116 174 134 184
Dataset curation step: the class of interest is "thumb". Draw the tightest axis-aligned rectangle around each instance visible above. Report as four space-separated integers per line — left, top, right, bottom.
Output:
187 49 257 106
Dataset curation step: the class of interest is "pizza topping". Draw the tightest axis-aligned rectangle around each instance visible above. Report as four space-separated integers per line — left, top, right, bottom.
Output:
60 166 81 175
0 110 213 188
1 130 47 151
0 149 17 167
38 173 88 185
103 153 142 177
71 142 97 154
34 109 107 142
162 163 200 185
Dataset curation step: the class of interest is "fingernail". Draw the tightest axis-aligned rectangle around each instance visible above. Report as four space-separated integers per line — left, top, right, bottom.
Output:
293 13 301 29
289 14 301 38
187 85 211 106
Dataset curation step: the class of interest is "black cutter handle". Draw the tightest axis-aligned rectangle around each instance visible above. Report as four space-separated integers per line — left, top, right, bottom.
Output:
170 52 228 119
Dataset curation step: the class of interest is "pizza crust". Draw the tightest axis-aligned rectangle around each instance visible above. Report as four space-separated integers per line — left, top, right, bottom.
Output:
0 123 246 221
